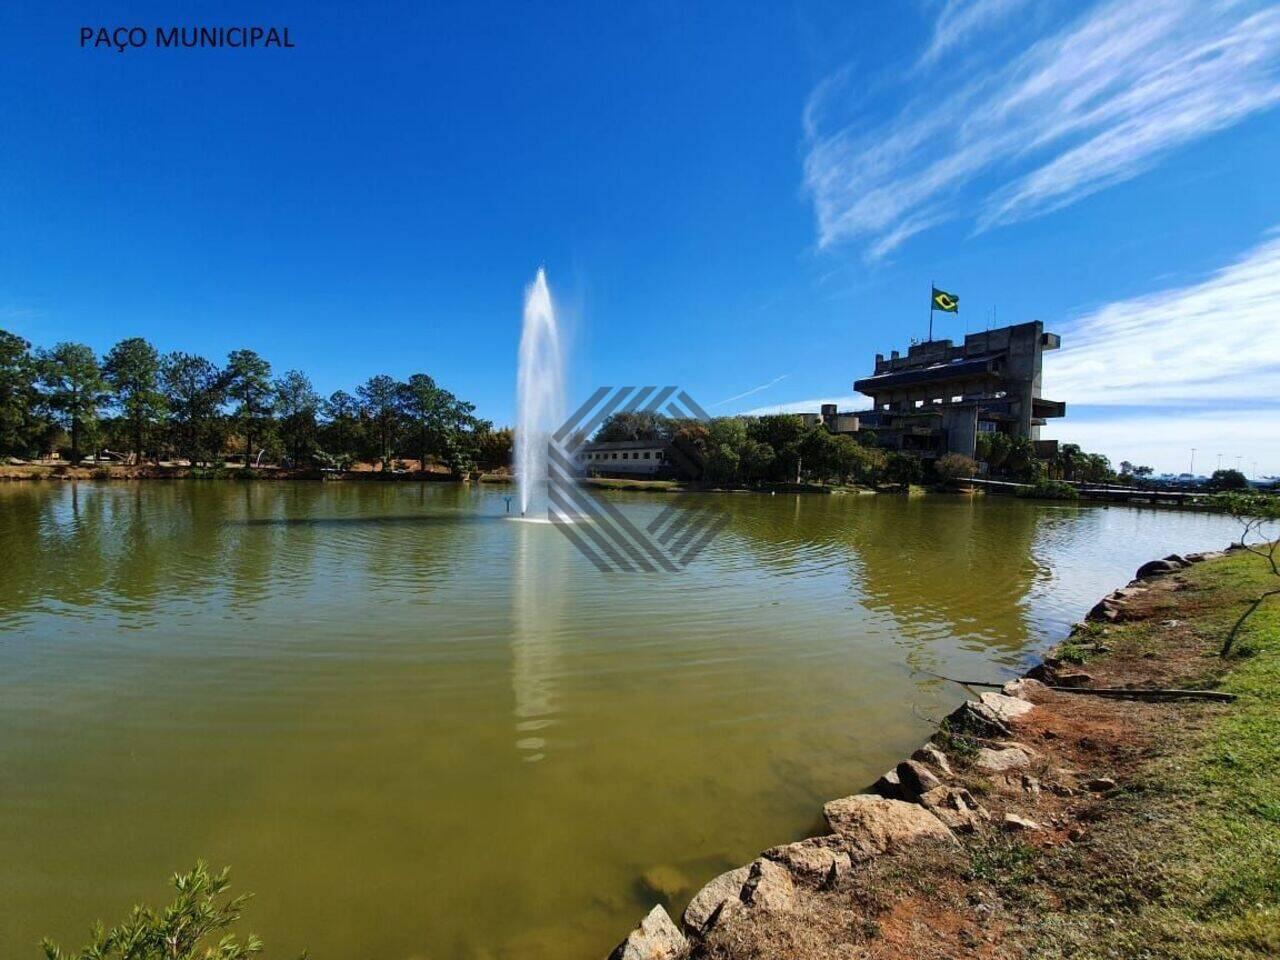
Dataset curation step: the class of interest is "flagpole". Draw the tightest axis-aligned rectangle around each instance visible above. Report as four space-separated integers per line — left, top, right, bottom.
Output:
928 280 934 342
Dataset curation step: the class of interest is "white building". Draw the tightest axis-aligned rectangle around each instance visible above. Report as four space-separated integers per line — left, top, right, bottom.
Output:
576 440 670 477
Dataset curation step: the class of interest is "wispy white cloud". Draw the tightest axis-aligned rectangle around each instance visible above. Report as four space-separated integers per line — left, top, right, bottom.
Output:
712 374 790 408
1050 229 1280 405
805 0 1280 257
918 0 1030 68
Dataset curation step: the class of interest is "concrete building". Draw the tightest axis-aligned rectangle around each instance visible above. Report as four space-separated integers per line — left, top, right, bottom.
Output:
795 405 860 434
820 404 861 435
853 321 1065 459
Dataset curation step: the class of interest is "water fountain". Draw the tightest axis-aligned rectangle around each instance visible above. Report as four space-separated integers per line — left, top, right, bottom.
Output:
514 268 565 517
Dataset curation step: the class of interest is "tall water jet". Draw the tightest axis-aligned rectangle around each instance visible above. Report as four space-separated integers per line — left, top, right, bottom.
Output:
515 268 565 516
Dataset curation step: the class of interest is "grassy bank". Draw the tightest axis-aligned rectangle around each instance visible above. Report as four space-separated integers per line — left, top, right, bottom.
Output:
1022 549 1280 957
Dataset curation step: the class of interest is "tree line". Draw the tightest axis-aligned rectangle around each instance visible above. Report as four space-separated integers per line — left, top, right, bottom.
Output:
593 411 924 486
594 411 1165 490
0 329 513 474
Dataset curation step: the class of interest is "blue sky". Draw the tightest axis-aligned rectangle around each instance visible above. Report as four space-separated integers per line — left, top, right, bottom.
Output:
2 1 1278 475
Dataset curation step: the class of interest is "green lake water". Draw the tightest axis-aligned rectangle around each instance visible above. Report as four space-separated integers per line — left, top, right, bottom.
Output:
0 482 1242 959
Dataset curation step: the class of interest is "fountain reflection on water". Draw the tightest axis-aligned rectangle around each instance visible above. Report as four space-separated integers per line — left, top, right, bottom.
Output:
510 522 569 762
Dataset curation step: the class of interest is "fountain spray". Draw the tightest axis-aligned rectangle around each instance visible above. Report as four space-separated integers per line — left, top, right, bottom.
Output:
515 268 564 517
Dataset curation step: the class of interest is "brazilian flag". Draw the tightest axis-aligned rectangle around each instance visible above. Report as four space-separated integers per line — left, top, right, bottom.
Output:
931 287 959 312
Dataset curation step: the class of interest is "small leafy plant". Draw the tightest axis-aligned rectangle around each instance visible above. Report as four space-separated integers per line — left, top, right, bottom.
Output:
42 863 265 960
1214 492 1280 657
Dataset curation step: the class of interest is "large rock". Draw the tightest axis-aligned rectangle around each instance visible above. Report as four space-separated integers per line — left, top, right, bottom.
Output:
1054 670 1094 688
979 691 1035 723
946 700 1011 738
1186 551 1224 563
895 758 943 799
911 743 954 777
763 835 852 888
974 745 1034 773
1001 678 1047 700
609 905 688 960
1086 598 1121 622
869 767 904 800
680 866 749 935
919 786 988 832
1111 586 1147 601
823 794 955 858
641 865 690 902
741 857 797 911
1002 813 1042 832
1136 558 1183 579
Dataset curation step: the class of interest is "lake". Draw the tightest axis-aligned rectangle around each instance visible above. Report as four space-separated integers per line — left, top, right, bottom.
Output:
0 481 1241 959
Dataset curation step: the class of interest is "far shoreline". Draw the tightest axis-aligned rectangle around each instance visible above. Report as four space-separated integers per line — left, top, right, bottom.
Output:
1 463 1243 512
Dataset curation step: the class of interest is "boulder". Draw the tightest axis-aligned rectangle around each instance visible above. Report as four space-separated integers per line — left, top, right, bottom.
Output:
1162 554 1189 565
609 905 688 960
895 758 943 799
911 743 954 777
919 786 988 832
681 866 750 935
763 836 852 888
945 700 1011 738
705 897 746 935
1002 813 1042 832
1111 586 1147 601
741 857 797 912
1186 551 1224 563
869 767 904 800
1054 671 1094 688
641 865 690 902
1000 678 1047 700
823 794 955 858
1086 599 1121 622
1084 776 1117 792
979 691 1035 723
1136 558 1183 579
974 745 1033 773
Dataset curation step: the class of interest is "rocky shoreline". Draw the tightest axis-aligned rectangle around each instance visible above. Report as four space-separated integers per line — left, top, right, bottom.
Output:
603 545 1235 960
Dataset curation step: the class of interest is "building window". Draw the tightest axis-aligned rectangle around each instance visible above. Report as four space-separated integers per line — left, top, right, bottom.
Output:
643 452 651 459
622 452 629 459
612 453 618 459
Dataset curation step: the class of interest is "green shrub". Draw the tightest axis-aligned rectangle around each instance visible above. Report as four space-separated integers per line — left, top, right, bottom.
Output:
41 863 267 960
1016 479 1078 501
884 451 923 486
934 453 977 484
